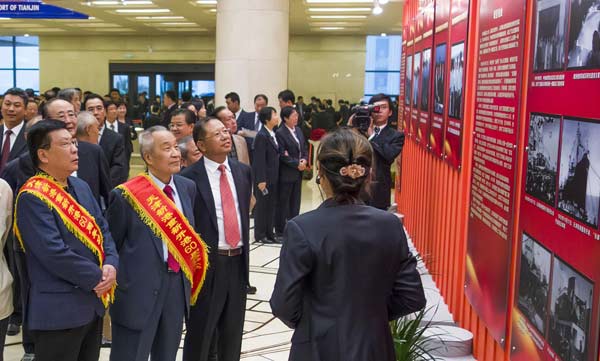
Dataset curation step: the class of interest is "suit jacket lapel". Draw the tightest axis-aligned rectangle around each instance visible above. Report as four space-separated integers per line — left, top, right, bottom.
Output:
194 159 219 232
174 176 194 224
263 128 278 151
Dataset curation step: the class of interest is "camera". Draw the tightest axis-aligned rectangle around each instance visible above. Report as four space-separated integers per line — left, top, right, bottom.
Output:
350 104 380 133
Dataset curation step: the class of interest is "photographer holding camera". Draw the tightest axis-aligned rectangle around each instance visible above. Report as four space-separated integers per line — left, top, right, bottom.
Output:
350 93 405 210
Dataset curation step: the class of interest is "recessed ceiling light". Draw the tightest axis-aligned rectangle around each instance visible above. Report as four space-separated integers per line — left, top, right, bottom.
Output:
116 8 169 13
136 16 185 20
208 9 217 12
24 33 30 37
196 0 217 4
319 27 344 30
157 22 197 26
379 0 389 4
308 7 371 12
307 0 372 3
372 5 383 15
122 0 154 4
380 32 387 36
0 18 10 20
310 15 367 19
88 1 119 5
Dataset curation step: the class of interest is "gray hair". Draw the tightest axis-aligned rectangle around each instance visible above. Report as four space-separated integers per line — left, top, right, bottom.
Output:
57 87 80 102
178 135 194 160
139 125 169 162
76 111 97 138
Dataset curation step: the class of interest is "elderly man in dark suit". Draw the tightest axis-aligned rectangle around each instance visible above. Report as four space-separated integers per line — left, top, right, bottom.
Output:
84 94 128 187
108 126 206 361
275 106 307 237
366 93 405 210
236 94 268 161
15 120 118 361
253 106 281 244
181 118 252 361
0 88 28 175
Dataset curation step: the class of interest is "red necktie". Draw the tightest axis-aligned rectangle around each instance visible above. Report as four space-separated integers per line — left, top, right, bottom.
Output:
218 164 241 248
162 184 181 273
0 130 12 173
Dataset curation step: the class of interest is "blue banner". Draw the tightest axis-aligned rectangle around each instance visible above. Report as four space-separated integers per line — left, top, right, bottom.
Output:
0 1 88 19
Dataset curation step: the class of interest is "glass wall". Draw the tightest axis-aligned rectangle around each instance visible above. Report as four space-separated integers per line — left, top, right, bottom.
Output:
364 35 402 101
0 36 39 93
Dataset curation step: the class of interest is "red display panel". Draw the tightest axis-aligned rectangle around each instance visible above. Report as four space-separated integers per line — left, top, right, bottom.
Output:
411 12 424 140
511 0 600 360
414 0 434 148
429 0 450 157
443 0 470 168
464 0 527 344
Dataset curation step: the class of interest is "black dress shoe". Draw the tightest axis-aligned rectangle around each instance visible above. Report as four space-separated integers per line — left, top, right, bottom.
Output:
273 236 284 244
7 323 20 336
247 285 257 295
256 238 274 244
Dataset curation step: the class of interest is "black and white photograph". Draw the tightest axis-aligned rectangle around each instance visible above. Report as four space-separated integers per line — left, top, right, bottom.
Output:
448 42 464 120
434 43 447 114
526 114 561 206
420 48 432 112
405 54 413 106
412 51 421 108
558 117 600 228
534 0 569 72
517 234 552 335
567 0 600 69
548 257 594 361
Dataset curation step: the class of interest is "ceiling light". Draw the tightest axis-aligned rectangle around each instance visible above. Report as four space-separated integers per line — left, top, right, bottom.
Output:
196 0 217 4
307 0 372 3
380 32 387 36
122 1 154 4
0 18 10 20
116 8 169 13
136 16 185 20
379 0 389 4
209 9 217 12
310 15 367 19
24 33 30 37
320 27 344 30
158 22 197 26
372 5 383 15
89 1 119 5
308 7 371 12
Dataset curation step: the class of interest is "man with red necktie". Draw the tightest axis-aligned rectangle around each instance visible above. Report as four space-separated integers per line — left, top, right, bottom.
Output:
107 126 208 361
180 117 252 361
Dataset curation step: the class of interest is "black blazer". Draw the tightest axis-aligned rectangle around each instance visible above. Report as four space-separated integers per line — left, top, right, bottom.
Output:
237 110 258 153
109 121 134 158
252 127 280 186
107 175 196 330
180 157 252 287
369 126 405 210
99 127 128 186
270 199 426 361
161 104 177 128
275 126 307 183
0 123 27 164
1 141 112 209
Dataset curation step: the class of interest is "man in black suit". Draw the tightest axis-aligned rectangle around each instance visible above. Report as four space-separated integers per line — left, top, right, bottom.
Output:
366 93 405 210
275 106 307 237
225 91 247 121
0 88 28 175
105 100 134 179
108 126 200 361
295 96 307 122
181 118 252 361
252 107 281 244
84 94 128 187
236 94 268 160
161 90 178 128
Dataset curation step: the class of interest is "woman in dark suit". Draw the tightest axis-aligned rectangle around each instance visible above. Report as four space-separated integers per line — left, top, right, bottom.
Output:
270 128 426 361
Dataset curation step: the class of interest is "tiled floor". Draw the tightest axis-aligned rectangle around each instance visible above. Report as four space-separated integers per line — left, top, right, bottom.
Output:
4 178 328 361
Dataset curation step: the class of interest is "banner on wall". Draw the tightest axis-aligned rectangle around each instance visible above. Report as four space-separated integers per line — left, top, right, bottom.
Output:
429 0 450 158
442 0 470 168
0 1 88 19
414 0 435 148
464 0 527 344
511 0 600 360
410 11 424 140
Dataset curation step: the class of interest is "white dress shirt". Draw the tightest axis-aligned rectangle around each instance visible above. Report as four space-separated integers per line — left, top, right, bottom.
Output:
369 123 387 141
266 127 278 147
148 172 184 262
106 120 119 133
203 156 243 249
98 124 106 143
254 112 262 131
286 124 300 146
2 121 24 151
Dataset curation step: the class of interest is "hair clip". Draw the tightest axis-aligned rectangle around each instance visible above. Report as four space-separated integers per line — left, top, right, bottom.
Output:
339 164 366 179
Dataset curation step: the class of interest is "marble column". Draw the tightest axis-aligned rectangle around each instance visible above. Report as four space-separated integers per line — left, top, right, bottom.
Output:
215 0 289 111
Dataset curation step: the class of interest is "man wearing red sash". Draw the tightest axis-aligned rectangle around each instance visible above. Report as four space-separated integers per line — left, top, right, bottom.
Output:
14 120 118 361
107 126 208 361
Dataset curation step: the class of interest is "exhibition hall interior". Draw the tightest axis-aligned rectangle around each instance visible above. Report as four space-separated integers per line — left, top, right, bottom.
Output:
0 0 599 360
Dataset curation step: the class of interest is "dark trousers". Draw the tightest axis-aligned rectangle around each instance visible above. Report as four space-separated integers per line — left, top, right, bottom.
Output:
32 316 101 361
183 254 246 361
14 249 34 353
275 178 302 235
110 271 185 361
254 183 277 241
0 316 9 361
5 234 22 327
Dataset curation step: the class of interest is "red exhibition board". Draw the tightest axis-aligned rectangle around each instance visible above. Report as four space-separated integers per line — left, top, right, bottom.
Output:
464 0 527 344
511 0 600 360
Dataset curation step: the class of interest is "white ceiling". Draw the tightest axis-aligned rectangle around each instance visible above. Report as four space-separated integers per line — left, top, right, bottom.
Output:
0 0 404 36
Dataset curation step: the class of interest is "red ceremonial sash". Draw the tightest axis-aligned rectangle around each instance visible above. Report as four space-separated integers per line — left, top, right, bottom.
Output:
14 174 115 308
117 174 209 305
